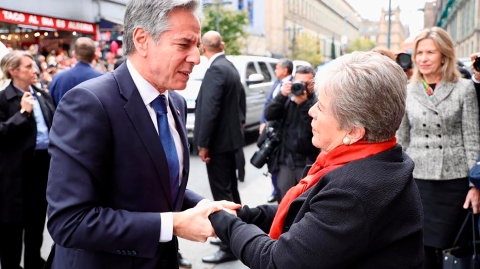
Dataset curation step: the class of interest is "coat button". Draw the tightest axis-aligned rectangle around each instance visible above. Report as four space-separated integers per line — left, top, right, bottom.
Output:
425 134 429 138
121 250 127 255
434 112 438 115
423 124 426 127
126 250 132 256
439 146 443 149
116 250 122 255
437 124 441 128
426 145 429 149
438 134 441 138
132 250 137 256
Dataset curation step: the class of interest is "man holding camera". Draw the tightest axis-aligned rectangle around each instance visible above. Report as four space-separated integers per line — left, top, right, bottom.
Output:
471 53 480 102
264 66 319 200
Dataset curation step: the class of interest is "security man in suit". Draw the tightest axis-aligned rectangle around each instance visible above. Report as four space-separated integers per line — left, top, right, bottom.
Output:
49 37 103 106
194 31 246 264
45 1 239 269
0 50 55 269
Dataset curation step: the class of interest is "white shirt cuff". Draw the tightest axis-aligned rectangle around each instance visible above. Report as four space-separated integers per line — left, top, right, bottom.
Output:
159 212 173 242
473 76 480 84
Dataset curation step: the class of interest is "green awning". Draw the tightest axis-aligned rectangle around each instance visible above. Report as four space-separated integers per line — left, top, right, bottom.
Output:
437 0 456 28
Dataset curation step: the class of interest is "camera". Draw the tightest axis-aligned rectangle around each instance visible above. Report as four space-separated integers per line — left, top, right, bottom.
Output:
250 126 280 169
474 56 480 72
291 81 307 96
396 53 412 70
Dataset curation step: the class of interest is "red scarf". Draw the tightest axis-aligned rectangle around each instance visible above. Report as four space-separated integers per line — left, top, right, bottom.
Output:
269 137 397 239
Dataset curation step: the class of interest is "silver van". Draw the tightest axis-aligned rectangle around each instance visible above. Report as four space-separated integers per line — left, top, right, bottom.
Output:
178 55 279 140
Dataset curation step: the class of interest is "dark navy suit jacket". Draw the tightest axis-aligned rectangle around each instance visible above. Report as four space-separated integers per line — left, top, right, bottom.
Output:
49 62 103 106
46 63 203 269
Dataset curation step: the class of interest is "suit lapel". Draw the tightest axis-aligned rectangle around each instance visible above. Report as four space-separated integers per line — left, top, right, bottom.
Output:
431 80 455 106
410 82 437 112
31 86 54 128
115 63 173 208
168 93 191 210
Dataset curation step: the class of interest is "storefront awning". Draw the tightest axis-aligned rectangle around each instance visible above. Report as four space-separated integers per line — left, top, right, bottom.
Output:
0 8 97 34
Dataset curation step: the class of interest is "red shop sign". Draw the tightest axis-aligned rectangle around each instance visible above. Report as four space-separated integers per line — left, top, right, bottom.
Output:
0 8 97 34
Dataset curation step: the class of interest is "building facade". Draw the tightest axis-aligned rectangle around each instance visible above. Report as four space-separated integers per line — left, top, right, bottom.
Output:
436 0 479 58
375 7 408 52
231 0 360 62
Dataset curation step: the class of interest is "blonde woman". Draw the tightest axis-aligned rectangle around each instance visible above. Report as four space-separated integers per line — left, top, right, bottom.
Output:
397 27 480 269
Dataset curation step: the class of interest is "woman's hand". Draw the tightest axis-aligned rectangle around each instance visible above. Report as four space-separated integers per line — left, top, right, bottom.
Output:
463 187 480 214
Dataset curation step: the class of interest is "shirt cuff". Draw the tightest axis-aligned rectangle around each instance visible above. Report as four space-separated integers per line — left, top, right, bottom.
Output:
473 76 480 84
159 212 173 242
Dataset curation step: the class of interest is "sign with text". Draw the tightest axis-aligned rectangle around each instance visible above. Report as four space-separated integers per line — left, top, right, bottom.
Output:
0 8 96 34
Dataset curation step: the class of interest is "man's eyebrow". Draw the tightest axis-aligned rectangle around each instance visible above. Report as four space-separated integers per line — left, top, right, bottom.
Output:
173 37 197 43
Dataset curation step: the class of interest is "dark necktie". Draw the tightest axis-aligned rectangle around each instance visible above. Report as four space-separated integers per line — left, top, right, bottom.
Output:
151 95 180 202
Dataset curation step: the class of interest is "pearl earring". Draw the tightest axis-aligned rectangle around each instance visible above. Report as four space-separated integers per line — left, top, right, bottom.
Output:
343 136 351 145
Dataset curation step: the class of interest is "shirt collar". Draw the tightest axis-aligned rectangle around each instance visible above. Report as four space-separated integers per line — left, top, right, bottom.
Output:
207 52 225 68
281 75 292 83
126 59 168 106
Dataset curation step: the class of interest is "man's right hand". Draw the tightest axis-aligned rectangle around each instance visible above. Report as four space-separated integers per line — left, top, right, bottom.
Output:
281 81 292 96
173 202 223 242
20 92 35 114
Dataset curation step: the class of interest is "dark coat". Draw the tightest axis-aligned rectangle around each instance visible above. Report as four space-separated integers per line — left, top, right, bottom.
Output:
264 92 318 169
49 61 103 106
45 63 203 269
210 145 424 269
193 54 245 154
0 82 55 223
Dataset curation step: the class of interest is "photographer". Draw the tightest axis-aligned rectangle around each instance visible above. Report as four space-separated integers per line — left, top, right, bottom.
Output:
264 66 319 200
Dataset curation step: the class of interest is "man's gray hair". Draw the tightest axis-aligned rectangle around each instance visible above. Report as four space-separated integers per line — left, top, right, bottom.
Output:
315 51 407 142
123 0 202 57
279 58 293 75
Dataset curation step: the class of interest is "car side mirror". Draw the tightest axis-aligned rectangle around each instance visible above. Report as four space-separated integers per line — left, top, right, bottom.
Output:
247 74 265 85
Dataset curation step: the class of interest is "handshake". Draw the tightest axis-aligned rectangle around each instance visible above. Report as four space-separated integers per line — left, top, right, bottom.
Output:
172 199 241 242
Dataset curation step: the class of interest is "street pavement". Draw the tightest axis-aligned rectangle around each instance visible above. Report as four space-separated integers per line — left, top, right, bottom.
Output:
33 131 274 269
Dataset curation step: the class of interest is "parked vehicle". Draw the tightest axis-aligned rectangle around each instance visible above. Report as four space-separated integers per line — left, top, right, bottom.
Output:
178 55 278 141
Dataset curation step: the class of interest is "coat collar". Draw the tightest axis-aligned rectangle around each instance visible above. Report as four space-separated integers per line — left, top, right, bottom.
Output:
5 82 23 101
410 80 455 111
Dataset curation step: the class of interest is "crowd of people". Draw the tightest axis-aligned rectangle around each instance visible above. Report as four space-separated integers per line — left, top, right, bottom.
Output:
2 0 480 269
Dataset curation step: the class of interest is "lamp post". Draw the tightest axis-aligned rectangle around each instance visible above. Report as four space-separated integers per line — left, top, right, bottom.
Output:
387 0 392 49
204 0 233 32
285 25 303 59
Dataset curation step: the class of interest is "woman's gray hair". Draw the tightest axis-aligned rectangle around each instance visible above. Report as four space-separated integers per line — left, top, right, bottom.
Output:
315 51 407 142
123 0 202 57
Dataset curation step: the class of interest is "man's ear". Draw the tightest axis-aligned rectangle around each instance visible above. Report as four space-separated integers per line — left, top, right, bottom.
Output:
347 126 366 144
220 42 225 51
8 68 17 78
132 27 149 57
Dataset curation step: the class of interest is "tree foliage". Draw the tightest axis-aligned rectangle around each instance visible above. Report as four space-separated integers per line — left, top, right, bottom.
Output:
201 4 249 55
294 34 323 67
348 38 376 52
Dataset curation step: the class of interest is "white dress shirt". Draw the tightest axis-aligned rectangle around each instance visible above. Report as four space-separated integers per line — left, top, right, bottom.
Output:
273 75 292 97
126 60 184 243
206 51 225 68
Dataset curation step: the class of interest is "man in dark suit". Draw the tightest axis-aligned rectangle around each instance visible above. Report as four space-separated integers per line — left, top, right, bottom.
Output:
193 31 246 264
49 37 103 106
259 59 293 203
45 1 238 269
0 50 55 269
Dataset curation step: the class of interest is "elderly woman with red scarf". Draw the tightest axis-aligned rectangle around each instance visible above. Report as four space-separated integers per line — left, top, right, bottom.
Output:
209 51 424 269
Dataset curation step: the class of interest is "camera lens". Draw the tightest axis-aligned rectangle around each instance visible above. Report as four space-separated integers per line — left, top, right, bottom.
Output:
396 53 412 69
291 82 306 96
